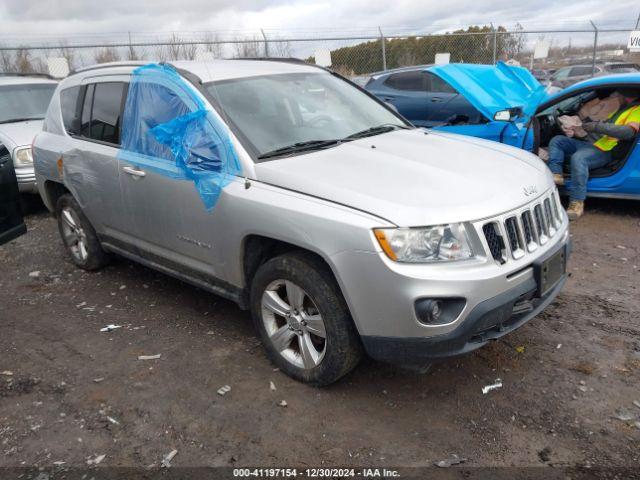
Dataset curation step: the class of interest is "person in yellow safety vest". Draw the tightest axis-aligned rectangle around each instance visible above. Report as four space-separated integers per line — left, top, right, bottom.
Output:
547 89 640 220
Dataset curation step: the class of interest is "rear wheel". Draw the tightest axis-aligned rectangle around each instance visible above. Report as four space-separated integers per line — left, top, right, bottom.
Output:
250 252 362 386
56 194 109 271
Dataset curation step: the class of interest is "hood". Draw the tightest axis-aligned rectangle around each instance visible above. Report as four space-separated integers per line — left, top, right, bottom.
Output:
254 129 552 226
0 119 44 150
428 62 547 119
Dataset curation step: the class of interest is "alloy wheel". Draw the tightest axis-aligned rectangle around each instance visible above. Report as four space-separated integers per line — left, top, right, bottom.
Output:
261 279 327 370
60 207 88 262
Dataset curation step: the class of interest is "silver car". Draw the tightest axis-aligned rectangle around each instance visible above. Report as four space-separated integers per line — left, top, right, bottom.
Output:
32 60 570 385
0 75 57 194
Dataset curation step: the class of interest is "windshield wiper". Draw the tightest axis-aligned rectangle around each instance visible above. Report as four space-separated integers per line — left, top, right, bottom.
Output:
257 139 341 160
343 123 410 141
0 117 43 125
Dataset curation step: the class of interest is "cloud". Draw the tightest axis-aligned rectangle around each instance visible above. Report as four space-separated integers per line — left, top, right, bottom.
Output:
0 0 636 44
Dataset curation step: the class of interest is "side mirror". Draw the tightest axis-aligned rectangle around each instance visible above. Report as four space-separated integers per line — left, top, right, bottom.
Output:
493 107 523 122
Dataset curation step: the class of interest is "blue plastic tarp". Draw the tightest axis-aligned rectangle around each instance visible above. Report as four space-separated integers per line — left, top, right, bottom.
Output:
119 63 241 209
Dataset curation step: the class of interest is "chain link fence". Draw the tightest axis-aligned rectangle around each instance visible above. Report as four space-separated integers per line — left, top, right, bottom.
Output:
0 26 638 80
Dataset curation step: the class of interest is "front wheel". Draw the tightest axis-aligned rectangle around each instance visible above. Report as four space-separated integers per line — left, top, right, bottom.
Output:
250 252 362 386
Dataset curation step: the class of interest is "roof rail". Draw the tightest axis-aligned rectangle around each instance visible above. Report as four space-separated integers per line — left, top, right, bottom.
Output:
0 72 55 80
230 57 310 65
69 61 150 76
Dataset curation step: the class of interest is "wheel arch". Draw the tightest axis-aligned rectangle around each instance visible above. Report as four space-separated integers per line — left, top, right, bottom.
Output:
240 234 354 322
42 180 70 213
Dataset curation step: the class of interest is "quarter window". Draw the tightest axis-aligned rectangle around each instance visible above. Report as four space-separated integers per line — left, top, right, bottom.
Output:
60 86 82 134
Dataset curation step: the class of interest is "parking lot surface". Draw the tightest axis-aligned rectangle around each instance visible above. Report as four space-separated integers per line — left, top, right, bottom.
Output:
1 200 639 468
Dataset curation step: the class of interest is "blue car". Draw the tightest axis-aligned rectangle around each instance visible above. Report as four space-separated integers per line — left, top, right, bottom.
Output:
365 62 640 200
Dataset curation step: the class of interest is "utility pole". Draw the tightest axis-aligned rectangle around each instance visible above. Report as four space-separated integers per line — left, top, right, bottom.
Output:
491 23 497 64
378 27 387 71
590 20 598 77
261 29 269 58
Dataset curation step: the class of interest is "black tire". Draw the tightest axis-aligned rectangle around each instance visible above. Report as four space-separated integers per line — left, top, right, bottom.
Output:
55 194 109 271
250 252 363 386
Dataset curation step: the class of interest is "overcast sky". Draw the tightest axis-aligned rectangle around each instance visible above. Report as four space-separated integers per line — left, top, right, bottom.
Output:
0 0 638 43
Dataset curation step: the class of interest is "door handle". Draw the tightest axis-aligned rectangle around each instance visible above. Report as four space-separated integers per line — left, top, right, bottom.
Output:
123 166 146 178
430 97 443 102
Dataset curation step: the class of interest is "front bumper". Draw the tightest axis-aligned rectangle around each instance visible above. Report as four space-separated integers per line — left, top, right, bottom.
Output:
330 199 570 365
361 269 566 365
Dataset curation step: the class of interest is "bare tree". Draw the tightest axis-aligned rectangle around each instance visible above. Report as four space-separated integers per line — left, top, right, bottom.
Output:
57 43 77 71
14 48 35 73
202 32 224 58
126 33 144 61
182 42 198 60
271 40 292 57
94 46 121 64
166 33 182 60
233 36 261 58
154 43 168 62
0 46 14 72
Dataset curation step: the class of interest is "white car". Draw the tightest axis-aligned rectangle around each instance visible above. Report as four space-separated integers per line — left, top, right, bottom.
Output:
0 74 57 194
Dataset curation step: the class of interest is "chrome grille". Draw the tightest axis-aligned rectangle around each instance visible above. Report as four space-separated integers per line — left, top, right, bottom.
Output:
480 191 564 264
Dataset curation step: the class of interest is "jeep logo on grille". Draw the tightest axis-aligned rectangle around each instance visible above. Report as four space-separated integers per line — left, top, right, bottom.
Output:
523 185 538 196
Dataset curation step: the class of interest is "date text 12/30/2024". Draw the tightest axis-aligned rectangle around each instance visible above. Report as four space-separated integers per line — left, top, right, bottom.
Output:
233 468 400 478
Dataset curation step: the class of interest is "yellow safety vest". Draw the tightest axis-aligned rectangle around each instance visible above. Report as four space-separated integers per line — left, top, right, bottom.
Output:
593 104 640 152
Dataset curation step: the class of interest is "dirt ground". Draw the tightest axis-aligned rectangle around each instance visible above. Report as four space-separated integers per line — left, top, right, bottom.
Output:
1 198 639 472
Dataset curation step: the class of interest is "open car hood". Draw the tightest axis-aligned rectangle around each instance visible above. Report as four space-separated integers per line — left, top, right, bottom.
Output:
427 62 548 120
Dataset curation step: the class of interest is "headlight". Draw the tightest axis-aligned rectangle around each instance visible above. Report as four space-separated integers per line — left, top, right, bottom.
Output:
13 146 33 167
374 224 474 263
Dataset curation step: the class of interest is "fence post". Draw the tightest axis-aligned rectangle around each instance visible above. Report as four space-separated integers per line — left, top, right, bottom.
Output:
491 23 497 64
261 29 269 57
590 20 598 76
378 27 387 71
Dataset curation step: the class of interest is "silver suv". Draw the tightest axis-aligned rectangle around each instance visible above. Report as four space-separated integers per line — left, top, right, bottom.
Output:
33 60 570 385
0 74 57 195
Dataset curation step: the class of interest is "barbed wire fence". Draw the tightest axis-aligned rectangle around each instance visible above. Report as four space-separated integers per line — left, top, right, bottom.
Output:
0 24 637 79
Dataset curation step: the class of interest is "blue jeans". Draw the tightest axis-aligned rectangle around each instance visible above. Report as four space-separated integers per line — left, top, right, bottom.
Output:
547 135 610 201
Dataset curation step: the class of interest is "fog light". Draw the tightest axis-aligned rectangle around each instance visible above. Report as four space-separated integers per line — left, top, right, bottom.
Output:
423 300 441 323
414 297 466 325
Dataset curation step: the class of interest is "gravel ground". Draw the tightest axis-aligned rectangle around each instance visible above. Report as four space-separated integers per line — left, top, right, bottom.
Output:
1 198 639 471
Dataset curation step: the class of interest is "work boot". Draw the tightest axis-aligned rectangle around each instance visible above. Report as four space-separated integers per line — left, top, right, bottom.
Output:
566 201 584 221
553 174 564 186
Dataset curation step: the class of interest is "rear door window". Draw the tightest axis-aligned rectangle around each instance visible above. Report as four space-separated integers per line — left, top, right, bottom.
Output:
383 71 426 91
89 82 127 145
80 84 94 137
426 73 457 94
78 82 127 145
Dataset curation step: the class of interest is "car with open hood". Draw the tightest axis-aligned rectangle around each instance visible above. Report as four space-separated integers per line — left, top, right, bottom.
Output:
22 59 569 385
367 62 640 201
